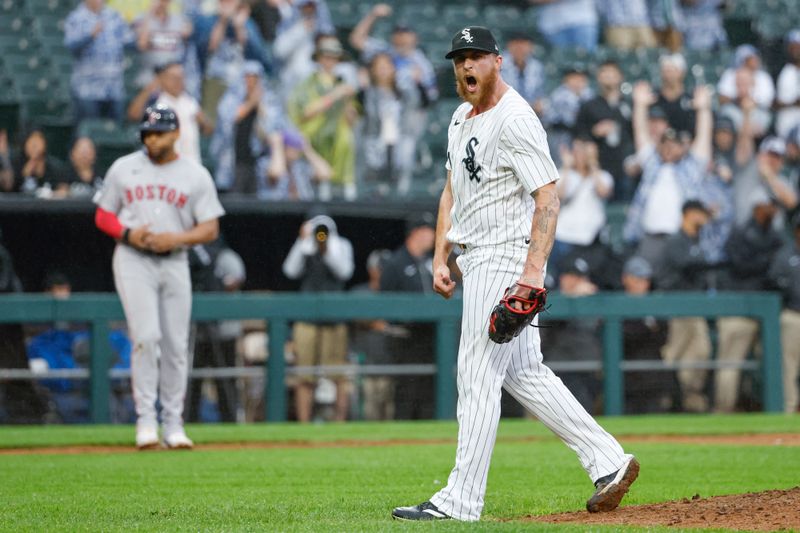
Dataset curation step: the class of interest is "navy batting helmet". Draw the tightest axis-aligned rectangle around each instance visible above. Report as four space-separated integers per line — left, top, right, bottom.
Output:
140 103 179 141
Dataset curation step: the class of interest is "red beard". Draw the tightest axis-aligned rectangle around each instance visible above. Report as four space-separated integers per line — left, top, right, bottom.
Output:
456 67 499 108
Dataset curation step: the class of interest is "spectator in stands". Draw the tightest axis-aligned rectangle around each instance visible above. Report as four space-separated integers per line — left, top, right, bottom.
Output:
696 116 739 266
65 137 103 198
211 61 287 193
768 215 800 413
249 0 280 44
776 29 800 138
64 0 136 125
623 82 713 277
358 52 425 197
714 192 785 413
288 37 358 200
658 200 714 412
784 125 800 200
597 0 656 50
273 0 331 99
0 130 13 193
629 104 670 163
187 237 246 423
500 32 545 110
349 4 438 107
192 0 272 127
551 136 613 282
133 0 193 89
680 0 727 51
3 129 69 197
0 228 48 424
541 252 602 413
717 45 775 137
647 0 684 52
349 248 394 420
26 273 91 423
349 4 437 178
576 60 633 200
259 128 332 201
733 136 798 230
275 0 334 36
380 213 436 420
654 53 696 135
620 256 675 414
128 62 213 165
541 66 593 162
530 0 599 52
282 213 354 422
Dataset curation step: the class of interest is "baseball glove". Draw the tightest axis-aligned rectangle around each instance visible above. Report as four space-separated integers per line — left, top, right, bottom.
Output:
488 283 547 344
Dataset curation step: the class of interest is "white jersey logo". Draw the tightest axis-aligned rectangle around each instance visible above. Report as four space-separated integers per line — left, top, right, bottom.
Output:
461 29 473 43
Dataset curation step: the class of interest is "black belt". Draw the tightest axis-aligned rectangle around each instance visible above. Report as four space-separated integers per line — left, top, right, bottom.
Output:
125 244 180 258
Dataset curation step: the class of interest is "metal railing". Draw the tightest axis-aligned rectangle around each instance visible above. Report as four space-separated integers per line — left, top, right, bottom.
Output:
0 291 784 422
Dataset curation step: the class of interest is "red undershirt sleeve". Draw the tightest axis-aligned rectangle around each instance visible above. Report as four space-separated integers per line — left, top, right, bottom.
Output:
94 207 125 240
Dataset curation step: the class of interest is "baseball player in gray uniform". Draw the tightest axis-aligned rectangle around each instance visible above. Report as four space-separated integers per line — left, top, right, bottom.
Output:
94 104 225 449
392 27 638 521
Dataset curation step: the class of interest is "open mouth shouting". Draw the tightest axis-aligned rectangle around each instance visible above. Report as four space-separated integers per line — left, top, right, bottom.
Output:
465 75 478 93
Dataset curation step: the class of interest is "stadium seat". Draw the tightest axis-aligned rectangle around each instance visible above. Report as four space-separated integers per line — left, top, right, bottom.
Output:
35 13 66 36
1 0 24 15
483 5 526 36
2 54 53 79
25 0 77 16
0 15 33 35
436 67 458 99
327 0 365 29
0 75 18 102
77 119 140 172
442 4 481 28
396 3 439 26
15 74 66 102
423 41 453 69
0 35 42 55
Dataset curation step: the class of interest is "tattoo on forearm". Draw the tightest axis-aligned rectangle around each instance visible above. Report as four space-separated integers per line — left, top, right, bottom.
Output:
530 192 559 262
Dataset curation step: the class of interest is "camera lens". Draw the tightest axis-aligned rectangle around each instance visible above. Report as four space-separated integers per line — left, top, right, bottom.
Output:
315 224 329 243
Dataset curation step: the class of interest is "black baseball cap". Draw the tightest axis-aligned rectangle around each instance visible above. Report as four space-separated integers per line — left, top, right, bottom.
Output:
682 199 711 215
406 212 435 234
445 26 500 59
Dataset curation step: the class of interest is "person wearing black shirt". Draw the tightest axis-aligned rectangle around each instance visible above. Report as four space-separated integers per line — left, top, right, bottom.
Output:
65 137 103 198
6 129 68 196
658 200 713 412
654 53 696 135
714 196 785 412
0 228 48 422
575 60 633 200
768 216 800 413
620 256 675 413
380 212 435 419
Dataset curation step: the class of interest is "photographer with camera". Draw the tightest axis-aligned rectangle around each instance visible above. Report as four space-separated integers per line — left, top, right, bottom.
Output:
282 213 354 422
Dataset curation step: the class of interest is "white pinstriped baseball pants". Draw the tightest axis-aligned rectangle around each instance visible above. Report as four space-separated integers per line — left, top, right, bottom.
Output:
430 244 629 521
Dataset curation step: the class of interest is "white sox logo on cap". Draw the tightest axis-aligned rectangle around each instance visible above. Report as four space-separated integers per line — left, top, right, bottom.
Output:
461 28 473 43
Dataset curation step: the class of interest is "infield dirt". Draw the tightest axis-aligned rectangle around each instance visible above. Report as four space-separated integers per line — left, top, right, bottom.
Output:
530 486 800 532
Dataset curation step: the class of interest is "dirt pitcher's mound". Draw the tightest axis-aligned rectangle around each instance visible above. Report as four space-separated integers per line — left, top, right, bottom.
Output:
529 487 800 532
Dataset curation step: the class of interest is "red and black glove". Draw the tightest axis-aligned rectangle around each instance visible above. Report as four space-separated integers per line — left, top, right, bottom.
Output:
488 283 547 344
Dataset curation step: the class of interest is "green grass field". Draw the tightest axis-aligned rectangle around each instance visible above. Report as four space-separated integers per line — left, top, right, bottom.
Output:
1 414 797 532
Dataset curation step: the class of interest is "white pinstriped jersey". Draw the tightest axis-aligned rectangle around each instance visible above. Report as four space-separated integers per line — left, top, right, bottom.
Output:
445 88 559 248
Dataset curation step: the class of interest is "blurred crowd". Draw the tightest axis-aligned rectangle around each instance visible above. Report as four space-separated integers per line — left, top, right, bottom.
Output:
1 0 800 421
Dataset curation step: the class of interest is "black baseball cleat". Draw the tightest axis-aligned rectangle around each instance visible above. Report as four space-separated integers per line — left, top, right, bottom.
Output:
392 501 450 521
586 455 640 513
